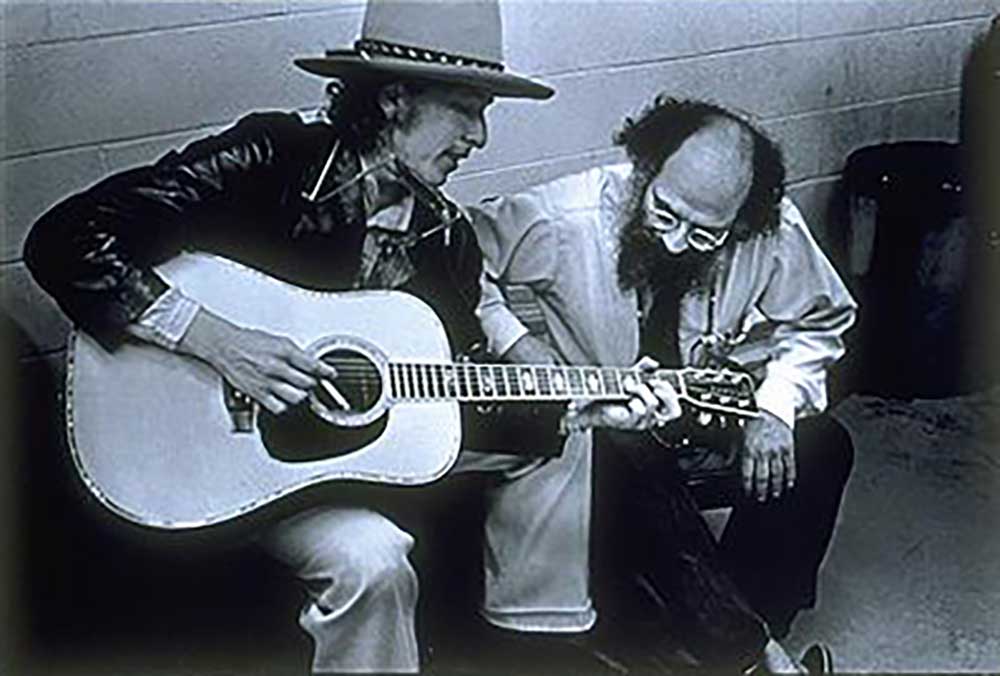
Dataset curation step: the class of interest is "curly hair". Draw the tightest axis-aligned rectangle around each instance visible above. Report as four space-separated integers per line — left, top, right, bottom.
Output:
613 95 786 240
321 78 432 153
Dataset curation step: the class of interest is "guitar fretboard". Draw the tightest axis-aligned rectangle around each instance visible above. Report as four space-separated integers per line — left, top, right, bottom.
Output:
387 361 681 403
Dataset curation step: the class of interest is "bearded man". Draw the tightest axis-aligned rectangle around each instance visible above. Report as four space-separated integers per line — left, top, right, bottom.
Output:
474 95 856 673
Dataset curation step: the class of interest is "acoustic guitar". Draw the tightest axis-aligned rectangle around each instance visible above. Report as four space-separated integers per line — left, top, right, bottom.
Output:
67 253 758 530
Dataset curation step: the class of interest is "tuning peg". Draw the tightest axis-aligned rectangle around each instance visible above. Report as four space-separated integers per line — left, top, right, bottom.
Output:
698 411 713 427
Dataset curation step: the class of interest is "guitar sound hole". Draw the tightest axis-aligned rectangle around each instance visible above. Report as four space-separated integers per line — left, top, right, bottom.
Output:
317 348 383 413
258 345 388 464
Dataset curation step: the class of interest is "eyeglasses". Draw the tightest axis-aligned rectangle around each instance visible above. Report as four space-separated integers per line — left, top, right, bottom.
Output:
645 190 731 253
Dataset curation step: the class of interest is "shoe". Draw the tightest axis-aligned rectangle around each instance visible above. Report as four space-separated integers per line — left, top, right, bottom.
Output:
800 643 833 674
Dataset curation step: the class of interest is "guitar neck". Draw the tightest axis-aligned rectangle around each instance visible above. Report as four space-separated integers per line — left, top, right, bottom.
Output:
386 361 681 404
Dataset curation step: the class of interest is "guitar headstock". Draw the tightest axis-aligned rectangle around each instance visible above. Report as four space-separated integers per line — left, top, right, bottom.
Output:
672 367 759 420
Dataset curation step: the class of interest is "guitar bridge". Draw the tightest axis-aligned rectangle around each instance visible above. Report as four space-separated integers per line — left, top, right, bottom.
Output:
223 381 256 433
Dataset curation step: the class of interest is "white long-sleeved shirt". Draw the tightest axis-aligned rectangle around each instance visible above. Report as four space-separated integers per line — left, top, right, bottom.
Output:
473 163 857 429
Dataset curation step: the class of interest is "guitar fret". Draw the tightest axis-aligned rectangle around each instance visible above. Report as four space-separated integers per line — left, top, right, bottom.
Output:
551 366 568 397
406 363 416 400
541 366 554 398
407 363 417 399
504 365 516 399
532 365 548 398
539 366 552 398
462 364 476 401
519 367 536 395
441 364 453 398
479 364 493 400
583 368 603 396
471 364 482 399
492 365 503 398
508 366 522 397
466 365 477 401
441 365 451 399
567 367 583 397
601 368 619 396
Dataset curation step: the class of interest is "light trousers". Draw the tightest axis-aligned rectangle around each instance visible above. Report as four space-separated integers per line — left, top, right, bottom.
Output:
260 431 594 674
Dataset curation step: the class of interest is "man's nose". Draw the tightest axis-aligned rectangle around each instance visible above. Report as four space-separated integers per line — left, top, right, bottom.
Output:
661 229 688 254
465 115 488 148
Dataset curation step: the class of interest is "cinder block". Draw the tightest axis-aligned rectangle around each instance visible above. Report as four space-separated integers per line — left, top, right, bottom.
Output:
6 11 360 158
4 2 287 48
503 0 798 76
0 263 72 357
768 91 961 188
891 90 962 142
787 177 843 252
766 102 895 182
3 149 108 263
796 22 978 111
100 126 227 173
287 0 365 15
798 0 998 40
275 8 367 109
448 148 625 205
463 39 896 178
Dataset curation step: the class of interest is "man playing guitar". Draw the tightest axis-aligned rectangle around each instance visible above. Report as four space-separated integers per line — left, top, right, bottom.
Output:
23 2 679 674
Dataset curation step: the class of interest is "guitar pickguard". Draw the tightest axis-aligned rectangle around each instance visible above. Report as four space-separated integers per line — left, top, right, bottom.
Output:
259 404 390 462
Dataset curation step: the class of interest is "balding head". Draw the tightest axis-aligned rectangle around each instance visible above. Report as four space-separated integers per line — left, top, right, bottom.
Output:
614 96 786 246
657 117 754 226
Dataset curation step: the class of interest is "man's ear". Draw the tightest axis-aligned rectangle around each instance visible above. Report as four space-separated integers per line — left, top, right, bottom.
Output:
377 83 411 123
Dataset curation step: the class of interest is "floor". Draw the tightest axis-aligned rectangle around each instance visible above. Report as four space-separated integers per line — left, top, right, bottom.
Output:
783 389 1000 673
7 388 1000 674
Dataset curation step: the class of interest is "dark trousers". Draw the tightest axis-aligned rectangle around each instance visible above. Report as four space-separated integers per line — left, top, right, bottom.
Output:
591 413 854 670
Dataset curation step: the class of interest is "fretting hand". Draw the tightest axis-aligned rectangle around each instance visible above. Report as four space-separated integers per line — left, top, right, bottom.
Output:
561 356 682 432
178 308 340 415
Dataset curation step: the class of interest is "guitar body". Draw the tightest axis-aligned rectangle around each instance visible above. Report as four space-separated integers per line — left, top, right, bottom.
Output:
68 253 461 530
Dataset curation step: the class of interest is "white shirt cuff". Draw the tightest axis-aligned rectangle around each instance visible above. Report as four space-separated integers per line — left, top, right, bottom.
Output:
754 373 800 431
491 320 531 358
127 286 201 351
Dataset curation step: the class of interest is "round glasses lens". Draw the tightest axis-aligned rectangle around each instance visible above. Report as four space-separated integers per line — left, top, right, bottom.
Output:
688 227 729 251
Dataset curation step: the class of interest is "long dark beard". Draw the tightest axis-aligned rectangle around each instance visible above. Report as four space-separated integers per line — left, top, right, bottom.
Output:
616 195 718 295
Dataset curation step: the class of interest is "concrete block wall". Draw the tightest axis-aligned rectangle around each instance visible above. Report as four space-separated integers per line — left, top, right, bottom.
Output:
3 0 998 367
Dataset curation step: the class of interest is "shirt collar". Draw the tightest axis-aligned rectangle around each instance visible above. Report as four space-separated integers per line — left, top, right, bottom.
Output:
358 152 415 233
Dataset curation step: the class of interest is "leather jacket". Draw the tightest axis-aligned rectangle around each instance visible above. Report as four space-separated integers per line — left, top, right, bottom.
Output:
25 111 562 455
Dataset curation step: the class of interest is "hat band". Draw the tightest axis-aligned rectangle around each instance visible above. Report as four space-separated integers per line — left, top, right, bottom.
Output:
348 38 505 73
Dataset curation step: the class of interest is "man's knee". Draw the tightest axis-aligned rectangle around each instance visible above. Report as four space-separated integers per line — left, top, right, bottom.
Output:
796 414 855 487
341 541 416 605
305 520 419 614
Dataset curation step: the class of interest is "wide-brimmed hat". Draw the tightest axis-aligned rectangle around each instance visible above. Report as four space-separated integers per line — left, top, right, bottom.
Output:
294 0 553 100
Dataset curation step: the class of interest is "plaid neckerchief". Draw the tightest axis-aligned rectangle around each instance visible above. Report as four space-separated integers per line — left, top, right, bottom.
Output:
356 226 419 289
